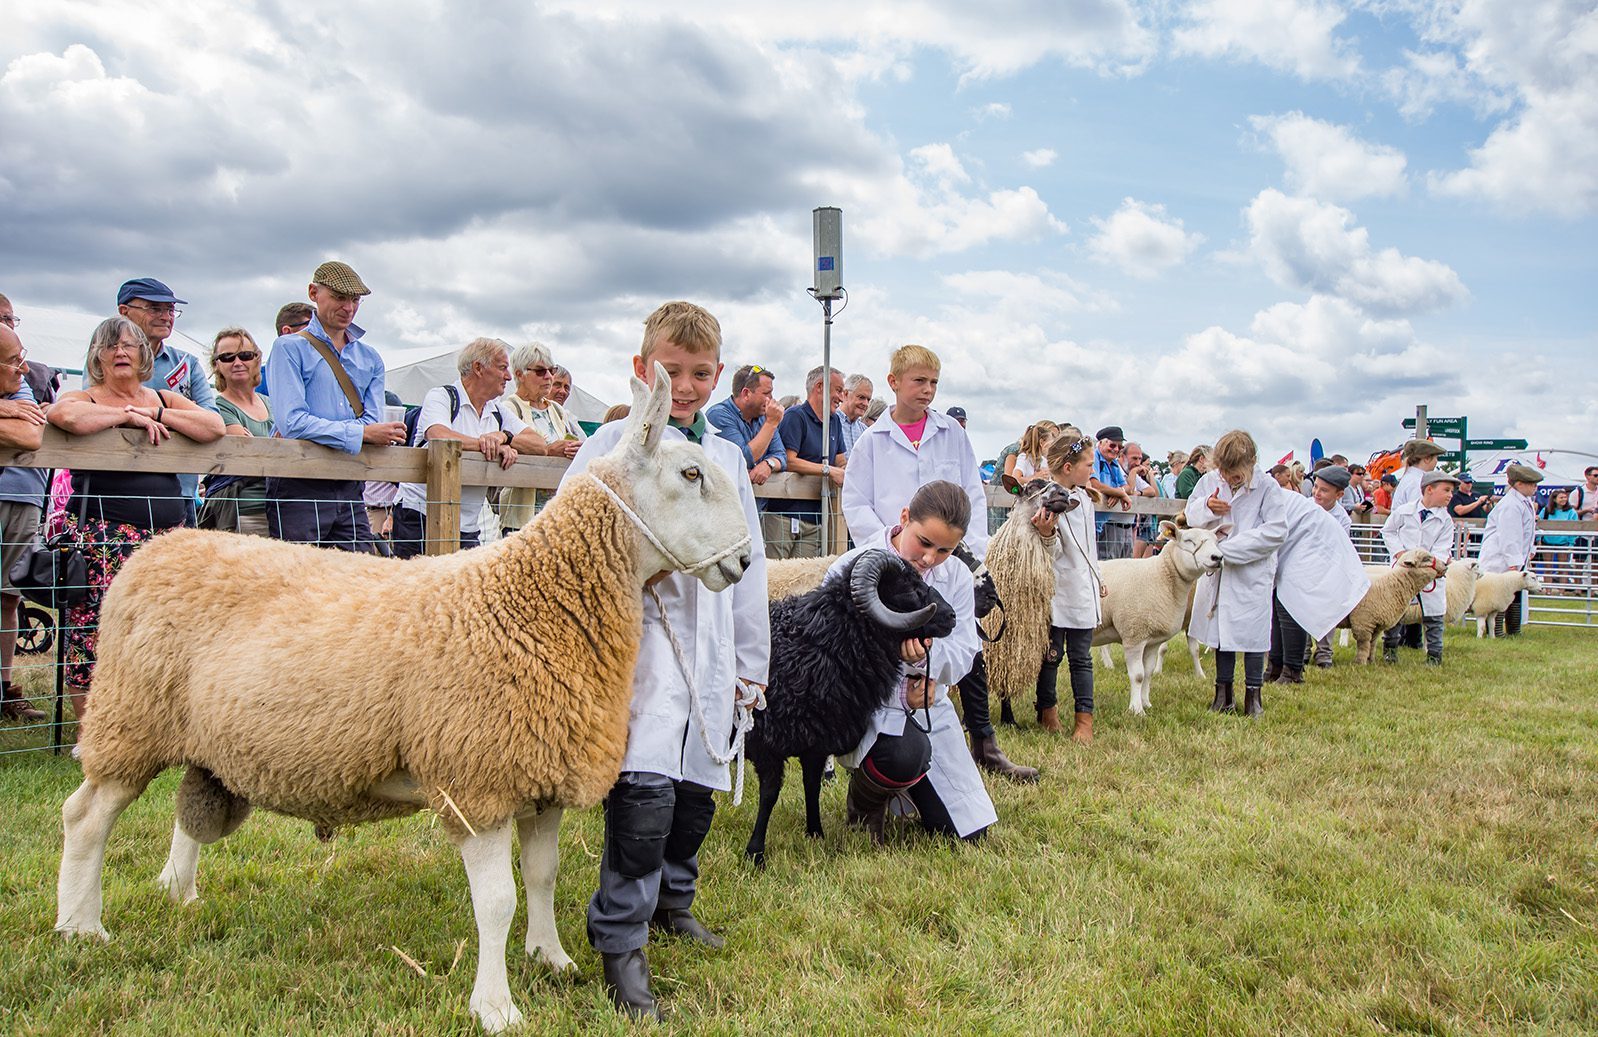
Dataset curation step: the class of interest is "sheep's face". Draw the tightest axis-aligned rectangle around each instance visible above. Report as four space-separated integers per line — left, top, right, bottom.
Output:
855 552 958 641
1521 572 1543 592
1164 523 1223 581
1394 549 1440 578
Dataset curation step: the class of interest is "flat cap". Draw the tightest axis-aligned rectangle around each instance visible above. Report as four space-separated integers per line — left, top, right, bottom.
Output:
1313 464 1350 491
1505 463 1544 484
1401 439 1447 461
1095 425 1124 443
1421 469 1460 489
117 277 187 306
312 260 371 297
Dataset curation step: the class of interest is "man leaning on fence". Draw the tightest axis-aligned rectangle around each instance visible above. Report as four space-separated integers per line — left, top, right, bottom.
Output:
0 321 47 722
705 364 786 537
263 261 408 551
767 365 846 559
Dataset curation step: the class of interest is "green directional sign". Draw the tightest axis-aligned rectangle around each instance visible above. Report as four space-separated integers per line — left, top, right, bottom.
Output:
1403 416 1464 430
1438 451 1465 464
1465 438 1528 451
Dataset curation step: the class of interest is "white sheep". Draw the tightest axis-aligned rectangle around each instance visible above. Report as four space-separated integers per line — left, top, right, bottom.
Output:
766 555 837 600
981 479 1071 702
1472 570 1543 637
55 371 756 1033
1099 587 1206 679
1092 520 1224 715
1398 559 1480 626
1338 549 1442 663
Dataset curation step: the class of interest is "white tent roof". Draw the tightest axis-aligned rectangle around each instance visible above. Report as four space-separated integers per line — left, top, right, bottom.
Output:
385 351 610 422
1465 448 1596 488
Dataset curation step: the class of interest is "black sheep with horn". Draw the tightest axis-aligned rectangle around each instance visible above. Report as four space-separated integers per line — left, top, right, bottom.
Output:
744 549 956 865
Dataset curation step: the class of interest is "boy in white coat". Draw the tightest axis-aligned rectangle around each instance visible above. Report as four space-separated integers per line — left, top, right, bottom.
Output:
1477 462 1544 636
1391 439 1445 649
1183 430 1287 718
1268 481 1372 683
1381 469 1458 663
560 302 770 1021
842 344 1037 782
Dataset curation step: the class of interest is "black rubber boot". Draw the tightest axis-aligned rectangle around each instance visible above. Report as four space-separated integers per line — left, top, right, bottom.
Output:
1209 681 1235 713
601 948 661 1021
1426 652 1443 667
845 768 895 847
650 908 724 949
1243 684 1264 718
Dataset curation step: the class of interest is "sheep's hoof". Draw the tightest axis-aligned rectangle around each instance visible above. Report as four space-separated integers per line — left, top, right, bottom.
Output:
530 945 576 975
744 848 767 869
804 828 824 841
56 922 111 942
470 993 524 1034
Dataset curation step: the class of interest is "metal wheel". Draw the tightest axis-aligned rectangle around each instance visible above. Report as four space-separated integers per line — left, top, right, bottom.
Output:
16 603 55 655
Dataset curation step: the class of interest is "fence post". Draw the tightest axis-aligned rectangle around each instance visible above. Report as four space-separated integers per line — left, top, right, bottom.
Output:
425 439 463 555
827 487 849 555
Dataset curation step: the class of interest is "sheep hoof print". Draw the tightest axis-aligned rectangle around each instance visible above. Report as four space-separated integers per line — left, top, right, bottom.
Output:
53 365 754 1033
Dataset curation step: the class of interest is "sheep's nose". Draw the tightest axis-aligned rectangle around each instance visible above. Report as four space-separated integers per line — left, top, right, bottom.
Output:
738 552 751 573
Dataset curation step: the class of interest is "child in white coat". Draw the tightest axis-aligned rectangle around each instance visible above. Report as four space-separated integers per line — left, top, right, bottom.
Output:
1380 469 1458 664
1033 429 1106 743
1477 462 1544 636
1183 430 1287 718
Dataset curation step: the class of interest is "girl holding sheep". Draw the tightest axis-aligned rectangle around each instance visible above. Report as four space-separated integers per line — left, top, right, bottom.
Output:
1034 429 1107 743
1183 430 1287 718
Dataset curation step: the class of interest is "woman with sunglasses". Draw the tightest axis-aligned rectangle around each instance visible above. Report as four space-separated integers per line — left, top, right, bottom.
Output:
494 342 583 536
199 327 274 535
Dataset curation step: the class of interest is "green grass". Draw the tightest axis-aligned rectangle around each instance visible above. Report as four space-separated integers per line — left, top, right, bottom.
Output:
3 627 1597 1035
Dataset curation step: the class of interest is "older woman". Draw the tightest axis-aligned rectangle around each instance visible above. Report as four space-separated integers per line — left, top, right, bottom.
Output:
48 316 225 720
198 326 273 535
495 342 582 537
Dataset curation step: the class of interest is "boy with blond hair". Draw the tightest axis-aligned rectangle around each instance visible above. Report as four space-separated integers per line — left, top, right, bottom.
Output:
560 301 770 1021
843 344 1038 782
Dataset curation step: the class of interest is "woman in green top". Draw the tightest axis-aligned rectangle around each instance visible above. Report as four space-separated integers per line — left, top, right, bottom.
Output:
1173 443 1211 499
202 326 273 535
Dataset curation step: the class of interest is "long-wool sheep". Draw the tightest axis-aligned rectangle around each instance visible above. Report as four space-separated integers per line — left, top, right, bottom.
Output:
744 550 955 865
54 372 756 1034
1339 549 1441 663
981 479 1072 700
1472 570 1542 637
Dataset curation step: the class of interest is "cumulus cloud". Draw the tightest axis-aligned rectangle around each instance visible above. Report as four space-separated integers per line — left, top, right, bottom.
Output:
1245 189 1467 316
1086 198 1203 278
1021 148 1057 168
975 102 1013 120
1249 112 1408 201
1172 0 1361 81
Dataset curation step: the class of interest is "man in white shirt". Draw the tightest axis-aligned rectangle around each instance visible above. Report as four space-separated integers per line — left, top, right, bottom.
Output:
393 338 543 557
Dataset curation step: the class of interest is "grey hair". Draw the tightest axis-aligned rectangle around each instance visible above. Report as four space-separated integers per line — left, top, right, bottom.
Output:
458 337 511 377
551 365 571 381
510 341 553 375
805 365 842 392
864 398 888 422
843 373 872 393
84 316 153 386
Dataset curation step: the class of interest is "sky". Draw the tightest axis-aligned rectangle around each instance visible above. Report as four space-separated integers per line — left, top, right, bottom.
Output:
3 0 1594 465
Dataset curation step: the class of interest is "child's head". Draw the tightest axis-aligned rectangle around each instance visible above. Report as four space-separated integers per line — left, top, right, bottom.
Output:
1504 462 1543 497
1189 444 1212 473
1550 488 1571 509
1400 439 1445 471
1018 420 1059 461
634 301 724 421
885 344 941 416
894 480 969 574
1212 430 1258 488
1419 471 1456 506
1045 428 1098 492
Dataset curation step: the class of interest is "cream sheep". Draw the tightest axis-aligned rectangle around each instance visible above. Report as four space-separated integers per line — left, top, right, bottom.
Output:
1339 549 1442 663
1100 586 1206 679
1398 559 1480 626
55 372 756 1034
1092 520 1223 715
1472 570 1543 637
981 479 1073 702
766 555 837 600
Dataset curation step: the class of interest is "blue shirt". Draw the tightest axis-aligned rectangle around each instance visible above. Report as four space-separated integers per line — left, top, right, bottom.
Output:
146 342 218 499
840 414 869 455
706 397 786 472
769 401 845 518
1094 449 1129 531
0 381 47 505
264 314 385 454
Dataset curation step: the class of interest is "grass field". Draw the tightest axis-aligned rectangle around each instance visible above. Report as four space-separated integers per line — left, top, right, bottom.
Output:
2 625 1596 1035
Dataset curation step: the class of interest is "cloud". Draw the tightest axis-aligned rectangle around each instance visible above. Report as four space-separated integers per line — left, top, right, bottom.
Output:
1086 198 1204 278
1245 190 1467 315
1021 148 1057 168
1249 112 1408 201
908 142 972 185
975 102 1012 120
1172 0 1361 81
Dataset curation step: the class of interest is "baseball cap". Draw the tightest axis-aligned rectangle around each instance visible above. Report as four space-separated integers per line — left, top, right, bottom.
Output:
117 277 187 307
946 406 967 420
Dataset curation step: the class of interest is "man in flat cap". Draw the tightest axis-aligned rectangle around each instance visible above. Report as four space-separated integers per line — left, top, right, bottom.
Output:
262 261 407 551
1477 462 1544 635
1380 469 1459 664
117 277 218 524
1090 425 1135 559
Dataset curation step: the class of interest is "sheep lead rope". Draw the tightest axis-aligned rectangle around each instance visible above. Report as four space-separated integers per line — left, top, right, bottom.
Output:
583 473 752 574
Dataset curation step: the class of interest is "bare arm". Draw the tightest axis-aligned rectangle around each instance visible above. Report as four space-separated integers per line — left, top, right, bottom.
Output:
0 397 46 450
143 392 226 443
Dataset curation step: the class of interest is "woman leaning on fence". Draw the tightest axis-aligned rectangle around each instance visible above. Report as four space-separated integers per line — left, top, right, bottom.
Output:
46 316 225 720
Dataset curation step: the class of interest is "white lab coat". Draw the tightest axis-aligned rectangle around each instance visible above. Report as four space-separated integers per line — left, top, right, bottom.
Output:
842 409 990 560
560 417 770 790
1047 485 1103 629
1381 500 1454 616
1329 501 1353 533
1183 468 1287 652
832 531 995 838
1477 490 1537 573
1275 490 1371 639
1392 465 1423 512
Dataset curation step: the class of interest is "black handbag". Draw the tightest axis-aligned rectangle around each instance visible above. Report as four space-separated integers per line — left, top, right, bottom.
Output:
8 475 90 609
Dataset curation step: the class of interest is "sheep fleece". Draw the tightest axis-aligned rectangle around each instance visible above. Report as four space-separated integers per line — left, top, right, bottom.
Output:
980 509 1054 700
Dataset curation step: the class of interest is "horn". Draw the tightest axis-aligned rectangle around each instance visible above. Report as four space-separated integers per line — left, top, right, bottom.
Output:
850 551 939 632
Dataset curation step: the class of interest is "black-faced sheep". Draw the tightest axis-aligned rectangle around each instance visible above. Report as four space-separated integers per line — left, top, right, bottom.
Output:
743 549 956 865
55 371 755 1033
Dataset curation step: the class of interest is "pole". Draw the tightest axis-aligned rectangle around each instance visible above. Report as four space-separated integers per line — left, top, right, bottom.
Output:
820 296 834 550
1415 404 1427 441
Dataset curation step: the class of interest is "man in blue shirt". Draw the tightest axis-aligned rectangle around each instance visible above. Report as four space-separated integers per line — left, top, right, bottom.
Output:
767 366 846 559
0 321 47 721
706 364 786 517
117 277 218 525
837 373 873 455
1090 425 1135 560
262 261 408 551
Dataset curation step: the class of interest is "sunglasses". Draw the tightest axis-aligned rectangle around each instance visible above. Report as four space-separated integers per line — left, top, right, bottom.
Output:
215 351 260 363
527 366 554 376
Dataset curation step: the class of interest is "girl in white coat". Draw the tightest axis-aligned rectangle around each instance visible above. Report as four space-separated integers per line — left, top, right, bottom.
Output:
1033 430 1107 743
1477 462 1544 636
834 481 996 843
1183 430 1287 718
1269 484 1372 682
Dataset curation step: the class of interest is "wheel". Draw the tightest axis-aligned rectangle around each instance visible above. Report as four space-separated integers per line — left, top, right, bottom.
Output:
16 603 54 655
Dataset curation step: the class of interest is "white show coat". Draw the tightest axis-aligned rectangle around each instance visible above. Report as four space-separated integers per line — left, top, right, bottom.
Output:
1275 489 1371 639
1183 468 1287 652
1328 500 1353 533
1392 465 1423 512
1381 500 1454 616
1477 489 1537 573
832 531 995 838
560 417 770 790
842 408 990 560
1047 485 1102 629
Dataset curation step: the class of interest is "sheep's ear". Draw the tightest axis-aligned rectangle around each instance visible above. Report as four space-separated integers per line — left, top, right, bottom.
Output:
1158 520 1177 540
625 363 672 457
1172 511 1190 530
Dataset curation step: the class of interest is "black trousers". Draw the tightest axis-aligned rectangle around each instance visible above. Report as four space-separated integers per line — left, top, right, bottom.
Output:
1035 626 1094 714
1215 650 1265 686
265 477 375 553
1268 593 1308 669
955 651 994 738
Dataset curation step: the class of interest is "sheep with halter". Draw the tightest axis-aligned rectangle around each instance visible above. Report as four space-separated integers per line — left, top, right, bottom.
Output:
743 550 956 865
54 369 754 1033
1337 548 1443 663
981 479 1074 714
